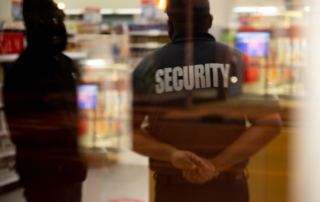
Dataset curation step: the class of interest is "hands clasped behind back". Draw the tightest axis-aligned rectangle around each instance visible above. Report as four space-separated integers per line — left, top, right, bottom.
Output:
170 150 217 184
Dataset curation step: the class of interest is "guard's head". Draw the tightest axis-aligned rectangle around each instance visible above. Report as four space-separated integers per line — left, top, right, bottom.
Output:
23 0 67 53
166 0 213 38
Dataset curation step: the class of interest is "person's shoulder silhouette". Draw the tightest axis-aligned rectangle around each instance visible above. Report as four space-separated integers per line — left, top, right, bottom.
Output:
3 1 87 202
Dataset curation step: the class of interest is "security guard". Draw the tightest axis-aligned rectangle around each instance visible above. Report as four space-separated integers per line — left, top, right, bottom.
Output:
132 0 282 201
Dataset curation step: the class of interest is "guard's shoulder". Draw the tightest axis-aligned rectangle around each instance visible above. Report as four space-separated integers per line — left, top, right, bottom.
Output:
7 50 30 75
133 50 158 74
151 42 175 57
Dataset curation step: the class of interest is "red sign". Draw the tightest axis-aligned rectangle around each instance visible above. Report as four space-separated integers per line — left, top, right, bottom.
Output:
107 199 145 202
0 32 24 54
245 67 259 83
85 8 101 13
141 0 154 5
12 1 21 6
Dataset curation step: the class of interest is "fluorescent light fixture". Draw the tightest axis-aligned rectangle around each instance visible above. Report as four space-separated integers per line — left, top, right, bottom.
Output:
64 9 83 15
115 9 142 15
233 6 278 14
285 11 303 18
233 7 259 13
258 7 278 14
101 9 114 15
57 2 66 10
85 59 114 69
64 8 142 15
305 6 311 12
86 60 105 67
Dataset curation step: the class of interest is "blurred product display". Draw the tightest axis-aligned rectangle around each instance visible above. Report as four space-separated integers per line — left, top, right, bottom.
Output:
69 35 132 167
128 23 170 60
0 1 313 202
222 9 309 97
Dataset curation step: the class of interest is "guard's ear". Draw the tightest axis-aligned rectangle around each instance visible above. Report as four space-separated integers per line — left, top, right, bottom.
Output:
167 20 174 40
209 14 214 29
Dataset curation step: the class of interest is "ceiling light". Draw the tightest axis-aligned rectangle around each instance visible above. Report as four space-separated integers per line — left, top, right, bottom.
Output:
258 7 278 14
233 7 278 14
158 0 167 10
57 2 66 10
101 9 114 15
115 9 141 15
305 6 311 12
233 7 259 13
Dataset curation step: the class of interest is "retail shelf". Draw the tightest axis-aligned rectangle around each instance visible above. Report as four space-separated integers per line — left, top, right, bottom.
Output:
0 54 17 63
130 43 165 49
0 150 16 158
0 52 87 63
65 52 88 60
96 134 121 138
0 171 19 187
129 30 168 36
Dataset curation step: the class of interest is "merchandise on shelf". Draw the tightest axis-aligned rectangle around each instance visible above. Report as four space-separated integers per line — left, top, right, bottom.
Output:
128 23 170 60
128 24 168 32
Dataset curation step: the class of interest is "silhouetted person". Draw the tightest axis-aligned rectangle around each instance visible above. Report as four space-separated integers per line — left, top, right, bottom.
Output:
132 0 282 202
3 0 87 201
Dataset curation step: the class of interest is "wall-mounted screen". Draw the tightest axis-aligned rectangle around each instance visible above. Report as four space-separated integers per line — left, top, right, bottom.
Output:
236 32 271 56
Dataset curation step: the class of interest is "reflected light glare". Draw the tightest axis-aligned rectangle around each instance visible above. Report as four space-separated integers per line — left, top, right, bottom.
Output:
158 0 167 10
57 2 66 10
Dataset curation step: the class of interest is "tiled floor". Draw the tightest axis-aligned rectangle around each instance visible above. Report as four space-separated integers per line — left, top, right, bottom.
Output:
0 164 149 202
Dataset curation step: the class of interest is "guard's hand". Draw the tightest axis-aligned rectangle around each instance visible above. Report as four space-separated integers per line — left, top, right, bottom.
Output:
170 150 207 170
183 158 217 184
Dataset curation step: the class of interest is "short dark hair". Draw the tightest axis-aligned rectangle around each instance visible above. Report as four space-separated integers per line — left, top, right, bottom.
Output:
23 0 58 30
166 0 211 32
166 0 210 22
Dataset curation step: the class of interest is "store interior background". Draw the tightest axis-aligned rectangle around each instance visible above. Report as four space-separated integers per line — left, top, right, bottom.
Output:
0 0 313 202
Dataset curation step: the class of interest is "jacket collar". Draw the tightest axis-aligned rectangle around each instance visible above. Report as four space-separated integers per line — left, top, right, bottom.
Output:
172 32 216 43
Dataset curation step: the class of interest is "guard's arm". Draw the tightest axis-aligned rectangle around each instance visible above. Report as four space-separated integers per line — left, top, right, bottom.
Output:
132 107 207 170
133 127 177 162
211 113 282 172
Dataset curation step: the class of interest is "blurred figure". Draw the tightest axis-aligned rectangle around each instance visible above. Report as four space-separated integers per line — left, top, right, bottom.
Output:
3 0 87 202
132 0 282 202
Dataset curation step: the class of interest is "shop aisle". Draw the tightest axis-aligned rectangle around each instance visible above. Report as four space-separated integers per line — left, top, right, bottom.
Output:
83 164 149 202
0 164 149 202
